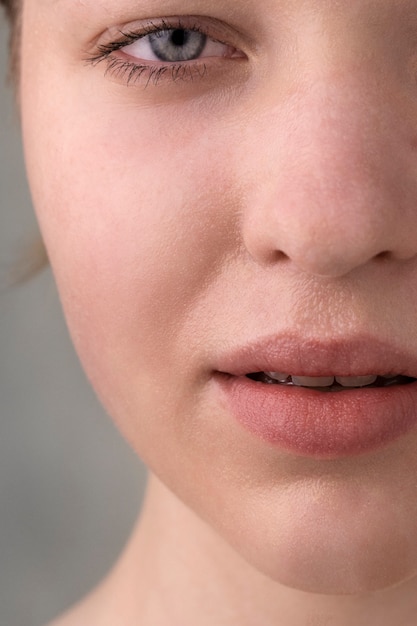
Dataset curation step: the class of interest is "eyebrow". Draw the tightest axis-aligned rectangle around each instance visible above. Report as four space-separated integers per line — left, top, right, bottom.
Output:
51 0 255 33
53 0 253 15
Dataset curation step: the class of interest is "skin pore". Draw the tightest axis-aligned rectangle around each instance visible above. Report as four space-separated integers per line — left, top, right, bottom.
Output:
14 0 417 624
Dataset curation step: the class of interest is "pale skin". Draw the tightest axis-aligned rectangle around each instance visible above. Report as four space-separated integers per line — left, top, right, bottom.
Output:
17 0 417 624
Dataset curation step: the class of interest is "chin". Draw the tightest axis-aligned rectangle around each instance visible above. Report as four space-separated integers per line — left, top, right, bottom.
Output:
242 531 417 595
214 482 417 595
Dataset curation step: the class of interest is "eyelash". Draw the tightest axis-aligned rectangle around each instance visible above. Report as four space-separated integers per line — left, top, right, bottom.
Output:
86 19 230 87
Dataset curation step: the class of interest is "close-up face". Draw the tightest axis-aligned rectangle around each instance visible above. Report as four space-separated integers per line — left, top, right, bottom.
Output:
18 0 417 597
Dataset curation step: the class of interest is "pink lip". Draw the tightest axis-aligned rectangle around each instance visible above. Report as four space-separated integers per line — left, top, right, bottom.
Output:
214 334 417 458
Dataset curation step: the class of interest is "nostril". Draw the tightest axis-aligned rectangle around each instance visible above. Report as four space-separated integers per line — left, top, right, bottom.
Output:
272 250 289 262
253 248 289 266
375 251 391 262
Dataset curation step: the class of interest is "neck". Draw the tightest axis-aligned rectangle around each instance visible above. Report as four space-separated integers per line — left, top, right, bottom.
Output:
91 473 417 626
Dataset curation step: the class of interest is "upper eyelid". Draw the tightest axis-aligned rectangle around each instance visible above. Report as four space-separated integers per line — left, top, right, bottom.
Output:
98 20 218 56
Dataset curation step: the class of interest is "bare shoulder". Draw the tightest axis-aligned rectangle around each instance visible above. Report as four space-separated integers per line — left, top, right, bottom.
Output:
45 605 92 626
46 616 75 626
44 592 103 626
45 599 141 626
43 581 133 626
46 613 80 626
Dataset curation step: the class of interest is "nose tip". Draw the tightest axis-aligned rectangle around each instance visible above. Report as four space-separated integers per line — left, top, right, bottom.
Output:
244 211 392 278
242 174 417 278
244 200 399 278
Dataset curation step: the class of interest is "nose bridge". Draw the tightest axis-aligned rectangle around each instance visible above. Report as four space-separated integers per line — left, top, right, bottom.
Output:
279 75 391 240
242 63 415 277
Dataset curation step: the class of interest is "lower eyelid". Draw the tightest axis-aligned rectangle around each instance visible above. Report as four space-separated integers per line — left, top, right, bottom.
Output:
99 56 215 88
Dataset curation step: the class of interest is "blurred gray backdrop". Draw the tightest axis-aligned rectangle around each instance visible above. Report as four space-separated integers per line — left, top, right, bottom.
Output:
0 17 146 626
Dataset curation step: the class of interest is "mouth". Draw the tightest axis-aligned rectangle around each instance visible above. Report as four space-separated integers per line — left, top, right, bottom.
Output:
214 333 417 458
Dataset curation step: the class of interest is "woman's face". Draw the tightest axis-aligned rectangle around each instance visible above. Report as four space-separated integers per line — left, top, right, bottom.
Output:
20 0 417 594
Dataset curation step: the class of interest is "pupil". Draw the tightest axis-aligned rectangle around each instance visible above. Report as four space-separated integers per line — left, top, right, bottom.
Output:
171 29 187 47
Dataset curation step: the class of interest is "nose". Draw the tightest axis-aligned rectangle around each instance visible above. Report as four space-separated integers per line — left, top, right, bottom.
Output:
241 71 417 278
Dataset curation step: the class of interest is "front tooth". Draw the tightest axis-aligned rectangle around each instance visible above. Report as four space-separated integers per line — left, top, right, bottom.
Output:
292 376 335 387
266 372 290 383
335 375 377 387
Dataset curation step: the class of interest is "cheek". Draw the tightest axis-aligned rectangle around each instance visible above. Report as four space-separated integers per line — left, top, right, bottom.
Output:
22 83 240 446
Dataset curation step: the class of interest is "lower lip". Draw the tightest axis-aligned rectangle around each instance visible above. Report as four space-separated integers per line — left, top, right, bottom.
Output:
216 374 417 458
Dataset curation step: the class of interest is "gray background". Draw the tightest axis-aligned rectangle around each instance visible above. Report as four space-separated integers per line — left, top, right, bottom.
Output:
0 17 147 626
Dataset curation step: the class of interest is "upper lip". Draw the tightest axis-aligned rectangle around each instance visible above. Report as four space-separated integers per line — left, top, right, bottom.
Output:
215 333 417 378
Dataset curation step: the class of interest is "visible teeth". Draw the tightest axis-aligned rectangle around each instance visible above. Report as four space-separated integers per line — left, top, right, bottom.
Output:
335 375 378 387
261 372 401 389
292 376 335 387
266 372 290 383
